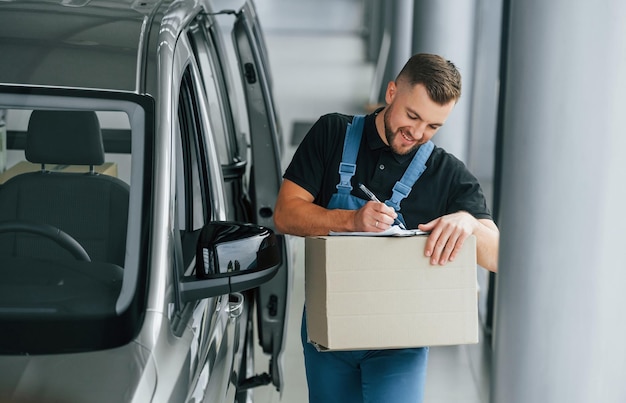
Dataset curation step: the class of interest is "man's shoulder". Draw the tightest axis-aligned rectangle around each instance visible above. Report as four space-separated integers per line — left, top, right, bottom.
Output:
307 113 355 142
317 112 354 126
429 146 466 168
293 113 354 155
428 146 482 183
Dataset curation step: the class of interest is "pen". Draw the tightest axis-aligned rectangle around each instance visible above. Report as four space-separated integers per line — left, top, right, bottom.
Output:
358 183 407 230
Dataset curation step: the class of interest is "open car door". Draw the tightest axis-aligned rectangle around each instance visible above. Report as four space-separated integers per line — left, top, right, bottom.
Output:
232 0 291 393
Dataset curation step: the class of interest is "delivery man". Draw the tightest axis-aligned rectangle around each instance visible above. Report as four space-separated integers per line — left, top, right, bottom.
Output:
274 53 499 403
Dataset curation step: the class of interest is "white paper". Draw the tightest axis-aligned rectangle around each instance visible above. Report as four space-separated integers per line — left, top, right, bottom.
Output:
329 225 428 237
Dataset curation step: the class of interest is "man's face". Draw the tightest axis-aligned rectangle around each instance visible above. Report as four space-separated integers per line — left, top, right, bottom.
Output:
382 82 456 155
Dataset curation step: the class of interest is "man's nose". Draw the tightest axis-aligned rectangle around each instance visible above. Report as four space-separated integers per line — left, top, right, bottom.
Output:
411 121 428 140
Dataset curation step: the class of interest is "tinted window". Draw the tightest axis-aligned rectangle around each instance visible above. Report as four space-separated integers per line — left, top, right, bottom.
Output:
189 19 252 222
177 68 209 232
188 22 239 167
0 88 150 353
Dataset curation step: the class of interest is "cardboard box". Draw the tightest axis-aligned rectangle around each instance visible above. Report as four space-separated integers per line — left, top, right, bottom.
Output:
305 234 478 351
0 161 118 184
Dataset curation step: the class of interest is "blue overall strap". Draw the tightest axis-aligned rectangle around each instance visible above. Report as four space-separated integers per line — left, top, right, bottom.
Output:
385 140 435 211
336 115 365 194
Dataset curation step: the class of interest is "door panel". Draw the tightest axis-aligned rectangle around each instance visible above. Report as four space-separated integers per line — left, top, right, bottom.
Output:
172 31 237 401
232 2 290 392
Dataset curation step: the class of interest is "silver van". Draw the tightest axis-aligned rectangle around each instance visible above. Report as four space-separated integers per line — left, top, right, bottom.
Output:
0 0 290 402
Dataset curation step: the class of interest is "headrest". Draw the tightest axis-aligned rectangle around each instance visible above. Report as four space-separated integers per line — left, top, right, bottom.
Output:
26 110 105 166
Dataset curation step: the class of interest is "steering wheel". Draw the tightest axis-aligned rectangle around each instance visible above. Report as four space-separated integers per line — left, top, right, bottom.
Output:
0 220 91 262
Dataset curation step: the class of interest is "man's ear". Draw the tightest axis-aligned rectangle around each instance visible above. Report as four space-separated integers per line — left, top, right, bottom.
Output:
385 81 397 104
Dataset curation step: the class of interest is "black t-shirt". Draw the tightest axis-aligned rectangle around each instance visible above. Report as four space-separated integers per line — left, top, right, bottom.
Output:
283 111 492 229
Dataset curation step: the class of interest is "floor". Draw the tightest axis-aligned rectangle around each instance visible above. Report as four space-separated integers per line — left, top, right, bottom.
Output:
252 0 492 402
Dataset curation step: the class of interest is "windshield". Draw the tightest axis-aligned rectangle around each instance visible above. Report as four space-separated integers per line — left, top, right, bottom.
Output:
0 86 152 354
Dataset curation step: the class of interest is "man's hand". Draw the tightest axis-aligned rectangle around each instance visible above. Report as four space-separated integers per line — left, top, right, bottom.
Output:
274 179 402 236
418 211 477 265
354 201 399 232
418 211 499 272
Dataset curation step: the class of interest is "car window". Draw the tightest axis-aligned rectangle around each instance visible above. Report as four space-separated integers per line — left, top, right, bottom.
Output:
189 17 252 223
175 66 214 271
188 20 239 167
178 70 209 232
174 59 230 267
0 88 150 353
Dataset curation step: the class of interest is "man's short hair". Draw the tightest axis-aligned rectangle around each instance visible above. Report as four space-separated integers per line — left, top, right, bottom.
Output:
396 53 462 105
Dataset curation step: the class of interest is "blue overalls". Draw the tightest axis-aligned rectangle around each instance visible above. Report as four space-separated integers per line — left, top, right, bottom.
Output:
302 115 435 403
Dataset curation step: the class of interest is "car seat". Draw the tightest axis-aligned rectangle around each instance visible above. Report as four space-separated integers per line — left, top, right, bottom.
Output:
0 110 129 266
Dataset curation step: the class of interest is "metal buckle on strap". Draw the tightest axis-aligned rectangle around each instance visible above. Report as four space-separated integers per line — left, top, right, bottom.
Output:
392 181 412 198
387 181 412 210
336 162 356 192
338 162 356 176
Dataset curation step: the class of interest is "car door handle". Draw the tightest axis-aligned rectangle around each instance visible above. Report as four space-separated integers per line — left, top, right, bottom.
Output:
228 292 244 319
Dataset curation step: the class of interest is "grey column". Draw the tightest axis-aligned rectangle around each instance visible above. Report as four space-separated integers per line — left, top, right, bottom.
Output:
467 0 503 181
364 0 385 63
492 2 626 403
412 0 477 163
389 0 414 82
370 0 414 106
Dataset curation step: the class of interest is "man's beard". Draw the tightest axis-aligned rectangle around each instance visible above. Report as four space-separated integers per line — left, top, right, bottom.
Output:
384 107 421 156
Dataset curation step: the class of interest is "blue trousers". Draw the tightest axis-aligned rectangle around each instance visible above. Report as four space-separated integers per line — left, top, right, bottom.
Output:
301 311 429 403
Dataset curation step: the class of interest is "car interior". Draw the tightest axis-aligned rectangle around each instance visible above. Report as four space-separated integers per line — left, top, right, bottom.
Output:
0 110 129 266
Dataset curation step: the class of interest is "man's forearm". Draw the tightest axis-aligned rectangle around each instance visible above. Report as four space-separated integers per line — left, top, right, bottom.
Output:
475 219 499 272
274 197 357 236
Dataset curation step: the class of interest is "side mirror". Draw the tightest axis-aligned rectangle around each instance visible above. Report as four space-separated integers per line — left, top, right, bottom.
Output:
179 221 281 302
